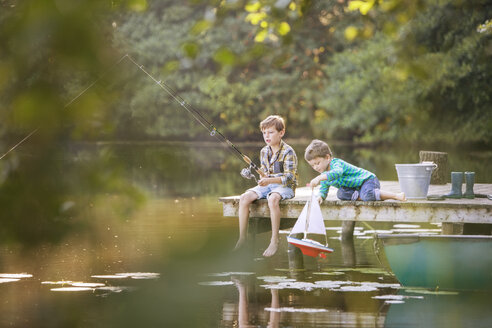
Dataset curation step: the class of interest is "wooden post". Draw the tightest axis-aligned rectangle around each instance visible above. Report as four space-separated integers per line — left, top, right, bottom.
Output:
419 151 448 185
442 222 464 235
341 221 355 240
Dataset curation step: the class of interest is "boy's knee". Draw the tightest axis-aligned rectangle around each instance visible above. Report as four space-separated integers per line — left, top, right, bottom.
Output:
360 189 380 201
267 193 281 207
240 191 257 205
337 188 353 201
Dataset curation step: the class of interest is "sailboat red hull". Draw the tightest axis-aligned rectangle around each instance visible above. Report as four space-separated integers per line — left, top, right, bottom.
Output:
287 236 334 258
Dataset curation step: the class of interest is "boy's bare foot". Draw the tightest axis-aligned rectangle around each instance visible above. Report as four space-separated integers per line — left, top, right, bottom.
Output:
396 192 406 201
263 239 279 257
233 238 246 252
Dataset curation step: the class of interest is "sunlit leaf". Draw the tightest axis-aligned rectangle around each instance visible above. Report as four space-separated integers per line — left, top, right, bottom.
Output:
277 22 291 35
245 1 261 12
254 29 268 42
344 26 358 41
245 12 267 25
347 0 375 15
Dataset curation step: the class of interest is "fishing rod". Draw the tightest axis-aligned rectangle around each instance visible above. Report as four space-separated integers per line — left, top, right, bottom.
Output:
123 54 266 182
0 54 266 182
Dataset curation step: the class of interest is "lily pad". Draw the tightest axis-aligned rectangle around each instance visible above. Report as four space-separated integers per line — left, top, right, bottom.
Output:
265 307 328 313
0 278 20 283
198 281 234 286
0 273 33 279
51 287 94 292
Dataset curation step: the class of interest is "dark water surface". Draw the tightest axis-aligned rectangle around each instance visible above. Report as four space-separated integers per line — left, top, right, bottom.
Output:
1 143 491 327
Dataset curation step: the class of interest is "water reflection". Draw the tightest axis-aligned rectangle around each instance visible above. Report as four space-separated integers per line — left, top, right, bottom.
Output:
216 272 391 328
383 290 492 328
1 144 491 327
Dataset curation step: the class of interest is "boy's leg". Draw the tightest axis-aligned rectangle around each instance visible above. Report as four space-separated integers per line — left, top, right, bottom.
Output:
234 191 259 251
337 187 358 200
263 192 282 257
379 189 406 201
359 177 381 201
359 177 405 201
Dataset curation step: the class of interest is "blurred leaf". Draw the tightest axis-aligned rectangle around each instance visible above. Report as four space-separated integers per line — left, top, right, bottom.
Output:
182 42 200 59
254 29 268 42
277 21 291 35
344 26 358 41
213 47 237 66
245 2 261 12
190 19 212 35
127 0 148 12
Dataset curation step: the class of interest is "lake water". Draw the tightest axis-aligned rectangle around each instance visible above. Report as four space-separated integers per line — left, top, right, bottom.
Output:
1 143 491 327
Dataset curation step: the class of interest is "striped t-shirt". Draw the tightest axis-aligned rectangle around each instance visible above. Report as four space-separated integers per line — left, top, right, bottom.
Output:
319 158 375 199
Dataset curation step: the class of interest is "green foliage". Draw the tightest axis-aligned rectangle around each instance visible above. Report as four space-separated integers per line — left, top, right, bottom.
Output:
109 0 491 145
0 0 144 246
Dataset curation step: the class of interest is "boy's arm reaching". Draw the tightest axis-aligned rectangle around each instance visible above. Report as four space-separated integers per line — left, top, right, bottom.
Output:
318 181 330 200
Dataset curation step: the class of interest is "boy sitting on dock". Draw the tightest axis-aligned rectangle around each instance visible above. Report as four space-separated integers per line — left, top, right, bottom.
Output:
305 139 405 203
234 115 298 257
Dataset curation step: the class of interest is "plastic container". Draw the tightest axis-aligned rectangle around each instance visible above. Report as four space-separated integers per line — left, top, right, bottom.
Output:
395 163 438 199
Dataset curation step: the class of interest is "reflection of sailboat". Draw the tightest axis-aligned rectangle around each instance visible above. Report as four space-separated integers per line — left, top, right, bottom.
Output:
287 189 333 258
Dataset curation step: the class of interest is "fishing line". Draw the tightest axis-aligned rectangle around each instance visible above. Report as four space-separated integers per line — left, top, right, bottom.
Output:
1 54 265 180
124 54 264 180
0 54 130 161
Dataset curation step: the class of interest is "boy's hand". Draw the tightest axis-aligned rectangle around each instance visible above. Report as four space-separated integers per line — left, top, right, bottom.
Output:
308 175 322 187
316 196 323 205
258 178 270 186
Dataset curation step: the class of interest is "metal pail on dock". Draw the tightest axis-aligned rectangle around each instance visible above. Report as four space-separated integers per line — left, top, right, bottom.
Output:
395 163 437 199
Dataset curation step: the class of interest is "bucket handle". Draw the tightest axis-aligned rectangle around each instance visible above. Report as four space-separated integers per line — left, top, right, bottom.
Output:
422 161 438 171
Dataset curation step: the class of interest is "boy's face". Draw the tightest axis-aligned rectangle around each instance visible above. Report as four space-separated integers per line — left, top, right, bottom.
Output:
262 126 284 147
307 155 332 173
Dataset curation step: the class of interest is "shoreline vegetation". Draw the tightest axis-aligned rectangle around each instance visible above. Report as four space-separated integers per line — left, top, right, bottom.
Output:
67 138 491 150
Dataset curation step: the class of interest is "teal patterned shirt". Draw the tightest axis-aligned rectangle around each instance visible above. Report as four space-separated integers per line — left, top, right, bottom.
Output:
319 158 375 199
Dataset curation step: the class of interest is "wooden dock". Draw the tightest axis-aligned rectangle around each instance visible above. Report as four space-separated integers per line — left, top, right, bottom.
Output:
219 182 492 235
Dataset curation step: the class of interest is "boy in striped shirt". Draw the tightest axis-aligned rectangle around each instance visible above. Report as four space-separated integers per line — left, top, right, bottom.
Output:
305 139 405 203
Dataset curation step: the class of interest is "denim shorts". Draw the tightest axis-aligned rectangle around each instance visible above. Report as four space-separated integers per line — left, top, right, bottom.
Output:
248 183 295 200
337 177 381 201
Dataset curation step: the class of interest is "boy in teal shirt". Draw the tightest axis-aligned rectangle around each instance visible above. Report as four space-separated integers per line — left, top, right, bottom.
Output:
305 139 405 203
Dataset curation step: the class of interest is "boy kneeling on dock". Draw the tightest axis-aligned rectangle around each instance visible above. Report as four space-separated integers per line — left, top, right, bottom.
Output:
233 115 298 257
305 139 406 203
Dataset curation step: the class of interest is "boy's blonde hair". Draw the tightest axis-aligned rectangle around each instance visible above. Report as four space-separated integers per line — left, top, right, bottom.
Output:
304 139 333 161
260 115 285 132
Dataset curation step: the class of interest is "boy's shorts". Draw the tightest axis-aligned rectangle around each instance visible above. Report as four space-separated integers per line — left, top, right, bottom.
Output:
248 184 295 200
337 177 381 201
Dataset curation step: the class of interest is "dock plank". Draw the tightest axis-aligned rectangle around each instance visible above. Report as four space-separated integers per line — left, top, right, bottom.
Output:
219 182 492 224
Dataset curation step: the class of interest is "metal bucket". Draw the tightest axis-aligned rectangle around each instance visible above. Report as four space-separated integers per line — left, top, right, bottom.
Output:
395 163 438 199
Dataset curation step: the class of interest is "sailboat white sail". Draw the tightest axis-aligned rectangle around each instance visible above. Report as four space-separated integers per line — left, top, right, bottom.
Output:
287 189 333 258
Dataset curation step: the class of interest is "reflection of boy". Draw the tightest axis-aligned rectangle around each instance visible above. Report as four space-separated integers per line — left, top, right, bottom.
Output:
305 139 405 203
233 115 298 257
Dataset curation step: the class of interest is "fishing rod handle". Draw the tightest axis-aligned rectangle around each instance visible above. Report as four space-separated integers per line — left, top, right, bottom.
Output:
242 155 267 178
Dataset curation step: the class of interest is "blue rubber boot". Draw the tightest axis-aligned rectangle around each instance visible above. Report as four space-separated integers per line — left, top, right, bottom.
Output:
444 172 463 199
463 171 475 199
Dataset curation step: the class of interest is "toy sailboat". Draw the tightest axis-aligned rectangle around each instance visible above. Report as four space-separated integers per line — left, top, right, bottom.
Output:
287 189 334 258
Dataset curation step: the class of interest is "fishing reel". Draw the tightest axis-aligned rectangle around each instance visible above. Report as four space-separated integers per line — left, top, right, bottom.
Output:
240 165 258 183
